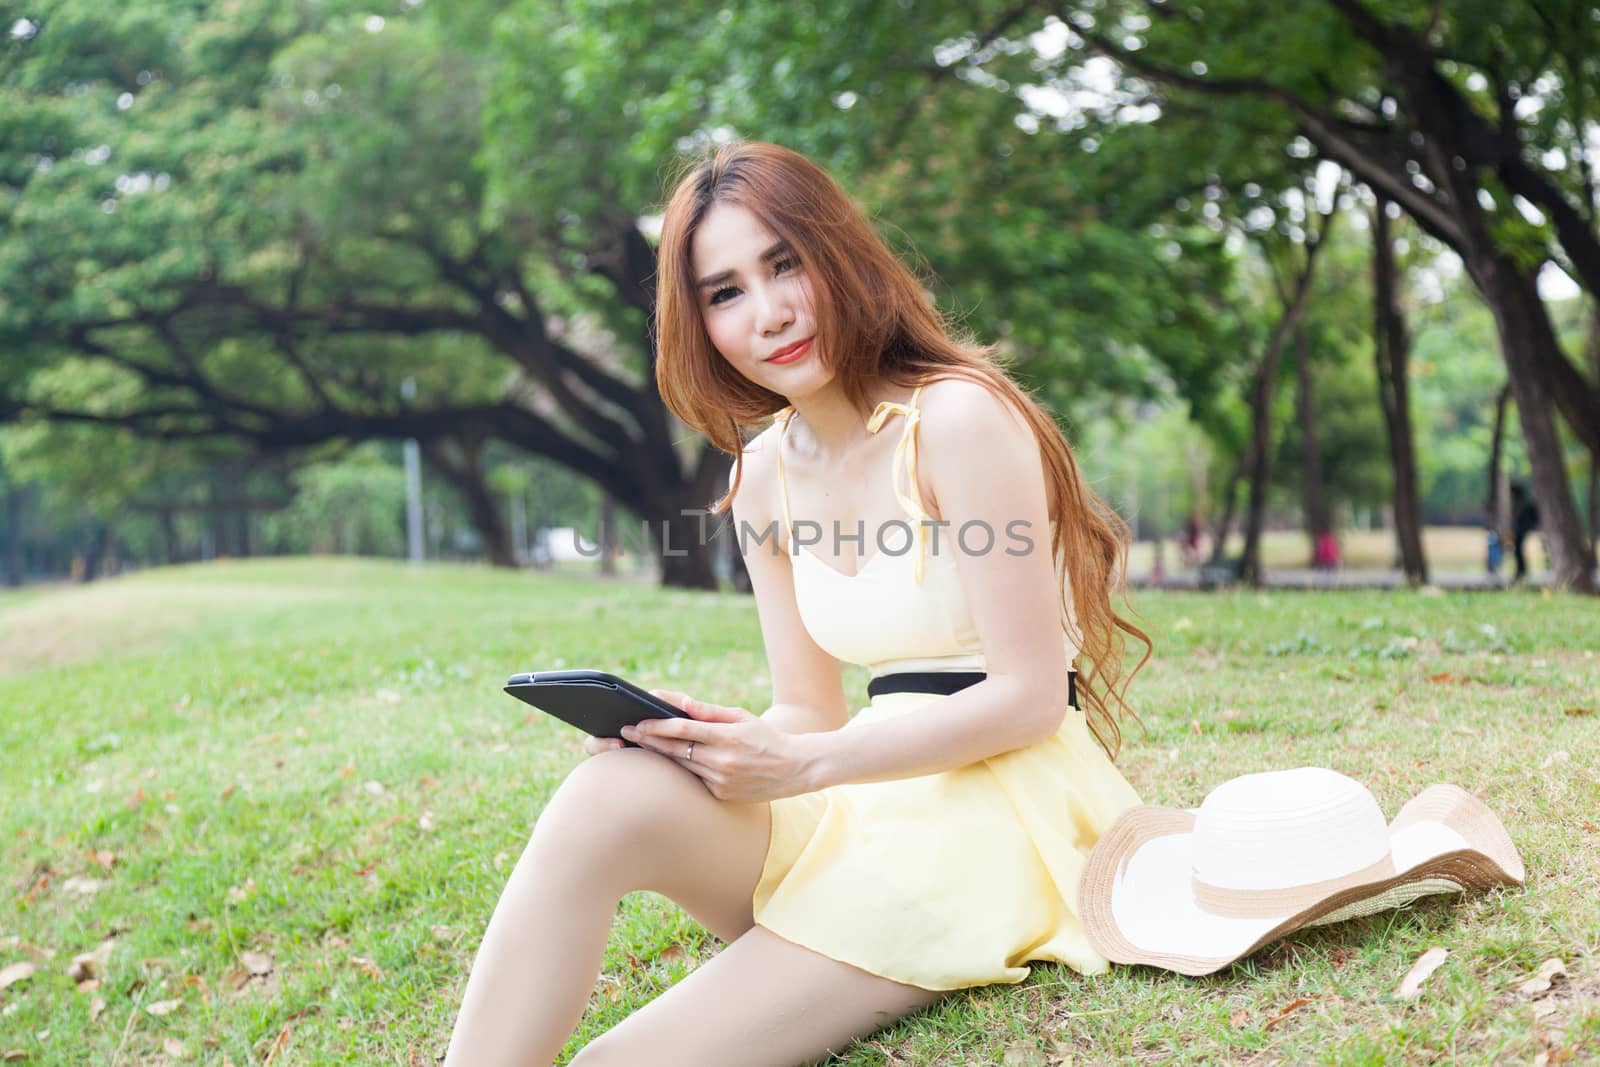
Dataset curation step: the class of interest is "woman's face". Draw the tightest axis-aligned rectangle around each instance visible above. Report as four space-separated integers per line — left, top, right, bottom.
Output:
690 201 822 390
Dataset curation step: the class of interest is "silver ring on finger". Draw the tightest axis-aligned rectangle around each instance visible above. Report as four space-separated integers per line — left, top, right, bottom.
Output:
685 741 696 762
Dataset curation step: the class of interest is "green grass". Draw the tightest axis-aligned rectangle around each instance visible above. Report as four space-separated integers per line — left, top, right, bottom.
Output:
1 558 1597 1065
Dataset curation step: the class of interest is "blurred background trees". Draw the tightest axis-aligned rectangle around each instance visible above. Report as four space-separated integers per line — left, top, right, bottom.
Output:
3 0 1596 591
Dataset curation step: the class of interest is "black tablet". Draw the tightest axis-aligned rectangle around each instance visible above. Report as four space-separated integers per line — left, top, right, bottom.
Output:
504 669 689 747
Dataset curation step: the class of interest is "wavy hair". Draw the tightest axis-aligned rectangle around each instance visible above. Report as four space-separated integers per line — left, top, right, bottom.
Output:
652 139 1149 759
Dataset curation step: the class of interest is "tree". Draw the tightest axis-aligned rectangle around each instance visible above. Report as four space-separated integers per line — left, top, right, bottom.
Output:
1371 197 1428 584
1048 0 1598 590
2 2 734 585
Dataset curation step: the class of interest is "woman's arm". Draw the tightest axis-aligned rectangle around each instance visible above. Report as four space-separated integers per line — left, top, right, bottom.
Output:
795 673 1062 790
759 702 845 735
733 428 851 735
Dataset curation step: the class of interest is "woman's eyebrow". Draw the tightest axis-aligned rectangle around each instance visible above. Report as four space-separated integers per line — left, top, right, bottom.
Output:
696 240 790 289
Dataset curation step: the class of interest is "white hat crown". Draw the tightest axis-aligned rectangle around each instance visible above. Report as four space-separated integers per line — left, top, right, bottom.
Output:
1191 768 1393 896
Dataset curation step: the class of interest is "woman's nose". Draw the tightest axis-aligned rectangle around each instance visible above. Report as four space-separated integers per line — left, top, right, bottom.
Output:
754 288 793 334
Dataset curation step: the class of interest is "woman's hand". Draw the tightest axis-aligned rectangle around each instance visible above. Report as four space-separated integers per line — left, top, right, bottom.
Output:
615 689 819 803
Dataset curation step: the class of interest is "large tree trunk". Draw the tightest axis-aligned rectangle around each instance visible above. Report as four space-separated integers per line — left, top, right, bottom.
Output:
651 453 731 587
1487 383 1512 535
2 484 23 587
1588 308 1600 568
599 493 617 577
79 516 113 583
1371 200 1429 586
1294 325 1331 566
1463 254 1596 592
1239 353 1279 586
1209 449 1247 565
158 506 180 565
421 437 517 569
1240 220 1333 586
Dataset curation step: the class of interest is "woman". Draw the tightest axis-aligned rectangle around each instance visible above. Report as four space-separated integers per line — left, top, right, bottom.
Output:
443 140 1150 1066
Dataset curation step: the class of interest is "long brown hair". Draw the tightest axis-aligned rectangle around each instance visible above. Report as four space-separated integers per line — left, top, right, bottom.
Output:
652 139 1150 759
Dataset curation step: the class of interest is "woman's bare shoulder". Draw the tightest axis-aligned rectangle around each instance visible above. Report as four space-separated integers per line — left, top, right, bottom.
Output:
916 375 1033 439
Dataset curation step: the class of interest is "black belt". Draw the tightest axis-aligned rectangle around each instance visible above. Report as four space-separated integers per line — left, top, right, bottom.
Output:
867 670 1079 710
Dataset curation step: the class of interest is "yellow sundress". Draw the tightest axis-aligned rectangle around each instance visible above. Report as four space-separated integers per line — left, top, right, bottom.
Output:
750 383 1143 991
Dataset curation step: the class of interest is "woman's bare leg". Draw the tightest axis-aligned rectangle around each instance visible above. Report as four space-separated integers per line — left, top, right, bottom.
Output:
441 747 773 1066
567 924 951 1067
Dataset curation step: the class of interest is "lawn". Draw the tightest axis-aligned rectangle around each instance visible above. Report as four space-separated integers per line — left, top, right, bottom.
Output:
1 558 1596 1065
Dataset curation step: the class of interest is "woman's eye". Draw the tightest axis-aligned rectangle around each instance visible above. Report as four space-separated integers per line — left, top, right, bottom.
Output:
707 258 800 307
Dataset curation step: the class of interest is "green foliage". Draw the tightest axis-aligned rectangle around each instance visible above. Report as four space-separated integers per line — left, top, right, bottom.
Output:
259 444 406 556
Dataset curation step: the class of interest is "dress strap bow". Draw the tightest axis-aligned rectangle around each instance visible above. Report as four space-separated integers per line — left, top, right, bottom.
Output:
866 384 930 584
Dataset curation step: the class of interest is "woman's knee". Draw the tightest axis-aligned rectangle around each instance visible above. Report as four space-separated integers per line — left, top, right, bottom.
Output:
529 747 769 936
533 747 704 861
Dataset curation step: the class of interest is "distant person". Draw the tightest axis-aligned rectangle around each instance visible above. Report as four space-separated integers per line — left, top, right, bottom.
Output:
1312 530 1341 571
1179 511 1204 567
1510 481 1540 582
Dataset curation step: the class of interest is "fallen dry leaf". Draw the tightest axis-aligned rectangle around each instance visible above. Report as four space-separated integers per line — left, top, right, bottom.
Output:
60 877 105 896
163 1037 187 1059
1002 1041 1048 1066
1330 948 1356 968
657 944 688 965
0 961 36 991
1263 995 1315 1031
1228 1009 1250 1028
1518 958 1568 997
144 998 182 1016
348 956 384 982
1396 947 1449 999
68 937 117 985
182 974 211 1006
89 997 106 1021
2 1051 28 1062
88 850 115 872
262 1022 293 1066
418 810 435 832
1564 707 1594 718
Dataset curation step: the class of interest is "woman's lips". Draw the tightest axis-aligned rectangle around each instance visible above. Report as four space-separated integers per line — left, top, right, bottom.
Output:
767 338 813 364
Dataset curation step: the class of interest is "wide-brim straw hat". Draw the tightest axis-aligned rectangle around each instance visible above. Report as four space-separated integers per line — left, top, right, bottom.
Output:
1079 767 1525 976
